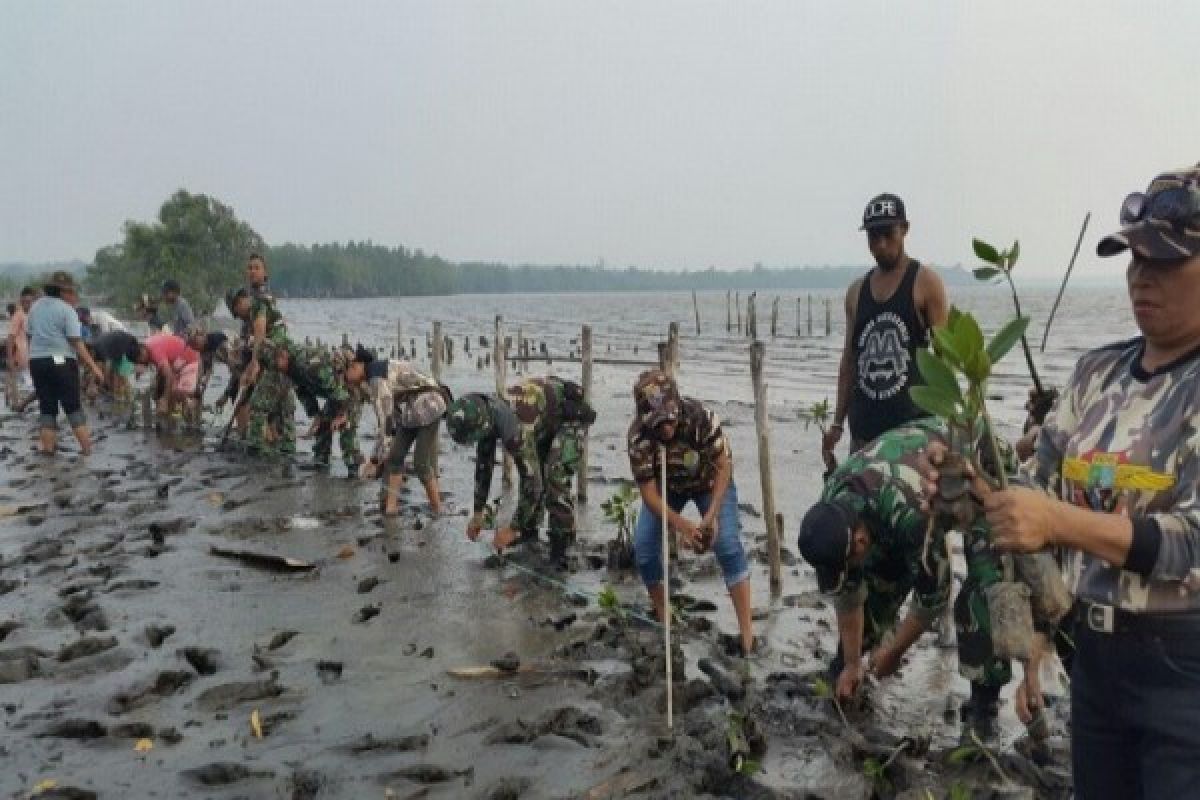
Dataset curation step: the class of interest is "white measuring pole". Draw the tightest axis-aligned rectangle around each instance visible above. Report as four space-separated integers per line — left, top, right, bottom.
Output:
660 445 673 731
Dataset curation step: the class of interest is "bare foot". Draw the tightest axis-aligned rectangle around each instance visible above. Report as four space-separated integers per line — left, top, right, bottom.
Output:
493 527 518 552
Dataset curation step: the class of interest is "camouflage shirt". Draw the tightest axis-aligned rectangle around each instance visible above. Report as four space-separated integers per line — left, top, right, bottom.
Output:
627 397 730 495
364 359 445 463
281 344 349 420
243 286 288 347
1023 336 1200 613
474 377 592 530
821 419 953 620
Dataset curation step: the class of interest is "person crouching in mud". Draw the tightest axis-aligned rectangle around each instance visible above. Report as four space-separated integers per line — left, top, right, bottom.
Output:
445 376 595 570
627 370 756 657
341 346 450 516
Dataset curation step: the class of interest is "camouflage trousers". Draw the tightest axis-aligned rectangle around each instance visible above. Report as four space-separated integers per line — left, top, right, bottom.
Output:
313 400 362 469
517 424 584 541
246 367 296 458
954 530 1012 689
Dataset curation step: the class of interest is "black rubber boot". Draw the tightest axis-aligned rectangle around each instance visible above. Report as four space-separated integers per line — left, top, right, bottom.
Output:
960 682 1002 742
547 533 569 571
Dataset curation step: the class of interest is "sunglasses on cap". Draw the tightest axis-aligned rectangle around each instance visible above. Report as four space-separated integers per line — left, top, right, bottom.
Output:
1120 186 1200 227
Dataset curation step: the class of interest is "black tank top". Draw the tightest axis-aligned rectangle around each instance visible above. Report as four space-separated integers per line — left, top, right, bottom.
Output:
848 259 929 444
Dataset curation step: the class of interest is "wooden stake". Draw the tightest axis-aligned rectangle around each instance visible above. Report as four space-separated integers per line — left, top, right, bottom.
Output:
692 290 701 335
667 322 680 373
807 294 813 337
657 342 672 378
770 296 780 338
726 290 732 332
661 445 673 732
516 327 525 375
750 342 782 595
341 332 350 348
825 297 832 336
736 291 742 334
430 322 444 471
396 319 403 357
578 325 593 502
796 297 802 337
494 315 513 487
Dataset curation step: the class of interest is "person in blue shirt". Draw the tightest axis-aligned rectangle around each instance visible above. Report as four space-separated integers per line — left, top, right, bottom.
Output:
26 271 105 455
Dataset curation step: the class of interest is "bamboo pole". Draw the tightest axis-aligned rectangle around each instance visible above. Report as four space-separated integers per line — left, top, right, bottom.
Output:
494 315 513 487
342 332 350 348
396 319 403 357
770 297 780 338
661 444 674 732
430 322 444 471
657 342 672 378
516 327 525 375
726 290 732 332
692 290 701 335
667 322 680 373
750 342 782 595
795 297 802 337
824 297 832 336
807 295 813 337
736 292 742 334
578 325 593 502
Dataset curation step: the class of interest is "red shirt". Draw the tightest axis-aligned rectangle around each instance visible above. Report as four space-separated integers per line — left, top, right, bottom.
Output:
144 333 198 372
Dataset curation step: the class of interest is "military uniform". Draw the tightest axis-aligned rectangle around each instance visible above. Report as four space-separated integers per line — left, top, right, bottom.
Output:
447 377 595 550
312 364 363 470
235 286 298 458
820 419 1035 693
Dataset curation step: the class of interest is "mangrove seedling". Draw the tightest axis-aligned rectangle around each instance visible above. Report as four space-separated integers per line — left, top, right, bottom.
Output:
971 237 1046 398
600 484 638 570
910 306 1030 496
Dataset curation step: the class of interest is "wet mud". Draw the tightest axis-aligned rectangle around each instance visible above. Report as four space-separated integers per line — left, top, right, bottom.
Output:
0 288 1101 798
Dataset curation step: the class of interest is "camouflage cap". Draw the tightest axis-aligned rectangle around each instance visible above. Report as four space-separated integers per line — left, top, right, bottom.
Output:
1098 163 1200 261
633 369 682 429
445 394 494 444
797 497 859 593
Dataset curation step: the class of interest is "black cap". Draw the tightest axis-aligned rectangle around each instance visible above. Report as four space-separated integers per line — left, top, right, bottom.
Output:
797 498 858 592
860 193 907 231
162 279 181 293
353 345 375 365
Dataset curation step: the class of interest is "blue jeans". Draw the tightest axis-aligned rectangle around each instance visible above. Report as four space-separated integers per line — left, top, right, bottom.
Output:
634 482 750 589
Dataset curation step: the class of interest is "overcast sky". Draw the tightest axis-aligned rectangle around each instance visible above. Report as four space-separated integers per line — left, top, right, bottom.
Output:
3 2 1197 280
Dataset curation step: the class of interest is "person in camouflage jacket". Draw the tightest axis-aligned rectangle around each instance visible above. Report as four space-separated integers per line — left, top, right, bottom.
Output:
308 346 364 472
446 376 594 566
799 418 1060 735
627 370 755 657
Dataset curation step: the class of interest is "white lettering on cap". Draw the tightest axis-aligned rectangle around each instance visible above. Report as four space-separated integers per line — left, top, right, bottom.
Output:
865 200 897 220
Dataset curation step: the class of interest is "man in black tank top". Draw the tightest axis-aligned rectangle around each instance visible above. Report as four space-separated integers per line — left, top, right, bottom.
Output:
824 193 949 455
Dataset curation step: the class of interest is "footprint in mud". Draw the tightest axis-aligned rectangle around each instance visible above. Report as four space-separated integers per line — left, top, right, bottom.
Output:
0 579 21 595
103 579 160 593
144 624 176 648
357 576 380 594
107 670 195 715
182 762 276 786
485 707 604 748
483 777 533 800
24 788 97 800
0 620 21 641
378 764 473 786
110 722 156 739
59 595 109 633
0 647 46 684
36 718 109 740
192 677 284 712
353 604 381 624
57 635 118 663
178 647 221 676
267 630 299 651
316 660 343 684
343 732 430 754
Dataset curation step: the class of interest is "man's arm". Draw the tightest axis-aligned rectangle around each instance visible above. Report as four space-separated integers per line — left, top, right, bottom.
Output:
510 428 542 531
834 602 866 701
178 298 195 330
473 435 498 515
70 338 104 381
828 280 860 446
702 446 732 533
637 479 698 544
916 265 950 329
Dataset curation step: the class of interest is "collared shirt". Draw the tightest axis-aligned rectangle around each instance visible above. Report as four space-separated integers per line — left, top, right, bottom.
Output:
1024 337 1200 613
144 333 198 373
627 397 729 495
27 296 81 360
363 359 445 462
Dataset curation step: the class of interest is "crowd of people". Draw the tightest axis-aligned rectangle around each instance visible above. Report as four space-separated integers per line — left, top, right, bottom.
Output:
5 165 1200 797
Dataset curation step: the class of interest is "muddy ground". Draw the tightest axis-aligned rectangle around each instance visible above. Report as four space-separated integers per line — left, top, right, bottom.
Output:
1 290 1104 799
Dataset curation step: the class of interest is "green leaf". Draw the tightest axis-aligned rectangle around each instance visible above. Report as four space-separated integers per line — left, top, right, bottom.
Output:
964 348 992 385
954 312 985 358
948 745 980 765
932 328 965 369
915 348 963 402
972 238 1002 266
1008 239 1020 269
985 316 1031 365
973 266 1002 282
910 385 962 420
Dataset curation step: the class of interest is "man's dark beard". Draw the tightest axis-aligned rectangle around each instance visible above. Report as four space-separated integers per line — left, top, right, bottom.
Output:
874 254 904 272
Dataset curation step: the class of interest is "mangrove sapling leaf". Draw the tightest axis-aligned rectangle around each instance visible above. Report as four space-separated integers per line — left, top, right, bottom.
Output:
973 266 1002 281
933 329 966 370
964 350 992 386
973 238 1003 266
915 349 962 404
986 316 1031 365
955 312 985 360
910 386 962 421
1008 239 1020 268
798 398 832 433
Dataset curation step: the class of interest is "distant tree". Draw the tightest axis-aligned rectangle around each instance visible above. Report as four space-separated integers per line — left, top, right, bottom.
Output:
87 190 264 315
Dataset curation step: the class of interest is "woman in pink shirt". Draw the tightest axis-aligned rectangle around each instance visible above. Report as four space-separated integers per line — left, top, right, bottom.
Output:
135 332 200 416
